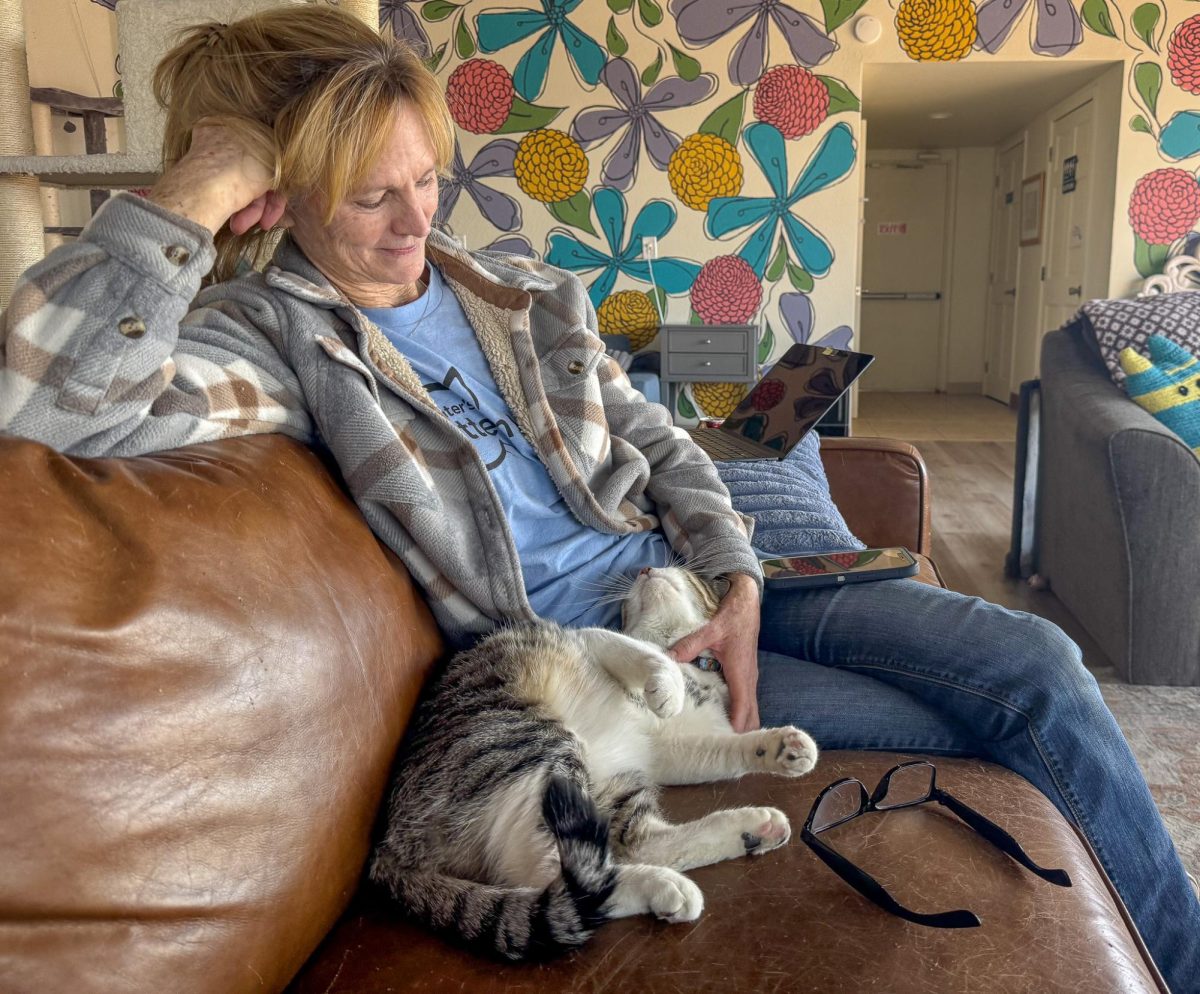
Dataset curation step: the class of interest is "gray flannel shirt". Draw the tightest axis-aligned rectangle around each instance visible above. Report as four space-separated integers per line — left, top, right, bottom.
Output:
1 193 760 643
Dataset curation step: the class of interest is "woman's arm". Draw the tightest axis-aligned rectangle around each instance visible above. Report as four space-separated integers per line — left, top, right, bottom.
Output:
0 125 311 457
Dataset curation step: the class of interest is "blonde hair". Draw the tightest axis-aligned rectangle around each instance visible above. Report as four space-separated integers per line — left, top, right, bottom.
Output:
153 5 454 282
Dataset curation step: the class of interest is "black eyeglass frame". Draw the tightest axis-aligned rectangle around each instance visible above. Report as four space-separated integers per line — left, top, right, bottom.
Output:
800 760 1072 928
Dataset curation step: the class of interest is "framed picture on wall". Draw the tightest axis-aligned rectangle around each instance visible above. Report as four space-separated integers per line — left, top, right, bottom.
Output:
1019 173 1045 247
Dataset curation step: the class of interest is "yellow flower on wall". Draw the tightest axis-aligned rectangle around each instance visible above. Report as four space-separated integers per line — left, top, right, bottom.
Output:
597 291 661 351
667 132 744 211
895 0 978 62
513 129 589 204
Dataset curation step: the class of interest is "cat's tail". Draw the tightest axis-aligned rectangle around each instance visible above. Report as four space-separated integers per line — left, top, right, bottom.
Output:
371 775 616 961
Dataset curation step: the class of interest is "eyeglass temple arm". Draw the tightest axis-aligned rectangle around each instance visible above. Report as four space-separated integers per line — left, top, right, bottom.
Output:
932 788 1072 887
800 829 981 929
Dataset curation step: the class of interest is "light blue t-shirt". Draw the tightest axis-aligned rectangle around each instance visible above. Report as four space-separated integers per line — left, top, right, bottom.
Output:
361 266 669 628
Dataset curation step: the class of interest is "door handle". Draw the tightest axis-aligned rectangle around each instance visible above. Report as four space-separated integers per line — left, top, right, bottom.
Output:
1067 286 1082 297
1003 289 1016 296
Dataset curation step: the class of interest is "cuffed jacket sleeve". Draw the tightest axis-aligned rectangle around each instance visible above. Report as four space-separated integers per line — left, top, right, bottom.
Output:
0 193 313 457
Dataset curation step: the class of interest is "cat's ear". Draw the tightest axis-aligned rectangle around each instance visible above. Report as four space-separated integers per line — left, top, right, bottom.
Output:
1119 346 1153 377
1148 335 1197 369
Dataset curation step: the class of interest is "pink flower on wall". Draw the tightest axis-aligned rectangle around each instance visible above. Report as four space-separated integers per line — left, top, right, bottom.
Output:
1128 168 1200 245
690 255 762 323
753 66 829 139
446 59 515 134
1168 15 1200 95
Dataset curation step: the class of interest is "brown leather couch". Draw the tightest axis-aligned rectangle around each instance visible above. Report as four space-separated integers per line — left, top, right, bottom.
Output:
0 433 1167 994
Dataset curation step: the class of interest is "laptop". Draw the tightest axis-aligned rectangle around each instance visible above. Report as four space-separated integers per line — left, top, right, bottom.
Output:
687 343 874 462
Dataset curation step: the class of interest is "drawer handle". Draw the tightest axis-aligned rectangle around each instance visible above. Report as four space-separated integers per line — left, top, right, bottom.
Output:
703 338 712 344
702 361 712 367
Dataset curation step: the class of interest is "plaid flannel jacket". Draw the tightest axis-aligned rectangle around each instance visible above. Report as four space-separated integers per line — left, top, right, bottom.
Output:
0 193 760 643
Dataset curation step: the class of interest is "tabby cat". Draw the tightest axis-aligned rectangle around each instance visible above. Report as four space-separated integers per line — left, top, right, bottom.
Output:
370 565 818 960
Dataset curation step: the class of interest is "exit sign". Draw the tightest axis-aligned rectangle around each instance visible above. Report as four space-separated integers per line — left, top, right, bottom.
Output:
878 222 908 235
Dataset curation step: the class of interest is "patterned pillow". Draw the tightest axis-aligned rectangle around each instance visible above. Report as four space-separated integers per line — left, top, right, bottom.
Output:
1076 292 1200 388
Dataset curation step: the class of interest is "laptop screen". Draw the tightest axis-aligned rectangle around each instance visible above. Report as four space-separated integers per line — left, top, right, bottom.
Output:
720 343 875 454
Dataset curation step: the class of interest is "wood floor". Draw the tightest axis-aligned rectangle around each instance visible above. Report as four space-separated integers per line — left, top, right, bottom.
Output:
855 392 1118 681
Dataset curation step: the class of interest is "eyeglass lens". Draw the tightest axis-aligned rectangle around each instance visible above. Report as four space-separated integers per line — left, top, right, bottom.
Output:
811 780 865 833
875 761 935 810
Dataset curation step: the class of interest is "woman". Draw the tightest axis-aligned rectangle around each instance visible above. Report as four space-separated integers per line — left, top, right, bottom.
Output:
0 7 1195 989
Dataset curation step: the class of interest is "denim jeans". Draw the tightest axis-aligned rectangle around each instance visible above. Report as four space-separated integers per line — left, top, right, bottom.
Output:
757 578 1199 994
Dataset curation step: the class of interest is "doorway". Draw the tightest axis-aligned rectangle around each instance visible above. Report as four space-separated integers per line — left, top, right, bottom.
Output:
984 139 1024 403
1041 98 1099 332
859 60 1122 407
859 159 949 392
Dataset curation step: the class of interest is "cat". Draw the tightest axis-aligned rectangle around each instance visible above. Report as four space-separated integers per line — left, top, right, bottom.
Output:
369 565 819 961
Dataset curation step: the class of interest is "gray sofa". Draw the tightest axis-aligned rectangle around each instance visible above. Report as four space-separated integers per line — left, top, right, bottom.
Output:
1036 321 1200 685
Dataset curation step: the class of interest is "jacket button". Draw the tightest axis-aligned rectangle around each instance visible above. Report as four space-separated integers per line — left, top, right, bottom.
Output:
163 244 191 266
567 359 585 374
118 317 146 339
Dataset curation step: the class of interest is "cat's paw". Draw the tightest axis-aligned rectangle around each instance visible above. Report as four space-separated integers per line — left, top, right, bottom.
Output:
753 726 818 777
643 867 704 923
643 657 686 719
740 807 791 856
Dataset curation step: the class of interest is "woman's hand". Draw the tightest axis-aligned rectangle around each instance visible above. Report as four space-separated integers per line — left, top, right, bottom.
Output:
148 119 285 236
667 572 762 732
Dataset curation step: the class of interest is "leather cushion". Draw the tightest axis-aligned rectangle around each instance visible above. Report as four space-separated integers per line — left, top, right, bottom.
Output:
285 753 1165 994
0 435 444 994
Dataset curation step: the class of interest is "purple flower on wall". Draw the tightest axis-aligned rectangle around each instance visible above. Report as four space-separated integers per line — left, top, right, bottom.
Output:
670 0 836 86
380 0 433 57
779 292 852 349
436 140 523 232
485 235 537 258
975 0 1083 57
571 59 717 191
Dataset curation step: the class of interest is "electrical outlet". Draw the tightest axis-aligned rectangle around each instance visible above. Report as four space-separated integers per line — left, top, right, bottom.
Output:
642 236 658 259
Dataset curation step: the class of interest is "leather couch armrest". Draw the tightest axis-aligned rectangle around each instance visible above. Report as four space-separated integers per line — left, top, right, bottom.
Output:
819 436 932 556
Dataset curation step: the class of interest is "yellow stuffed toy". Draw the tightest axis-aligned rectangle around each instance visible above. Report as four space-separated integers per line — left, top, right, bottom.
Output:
1118 334 1200 456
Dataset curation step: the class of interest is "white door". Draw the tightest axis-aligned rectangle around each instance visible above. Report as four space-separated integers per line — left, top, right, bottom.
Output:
984 140 1023 403
859 160 948 392
1041 100 1095 332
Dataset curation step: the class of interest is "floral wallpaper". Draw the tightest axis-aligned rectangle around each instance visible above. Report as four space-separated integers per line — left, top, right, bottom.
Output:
387 0 867 419
369 1 1187 415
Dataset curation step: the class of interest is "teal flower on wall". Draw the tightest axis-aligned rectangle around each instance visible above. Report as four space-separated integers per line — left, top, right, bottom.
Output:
706 122 856 279
545 187 701 306
475 0 607 102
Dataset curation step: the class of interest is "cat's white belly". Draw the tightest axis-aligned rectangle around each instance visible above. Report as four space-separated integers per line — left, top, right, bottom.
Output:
558 677 658 784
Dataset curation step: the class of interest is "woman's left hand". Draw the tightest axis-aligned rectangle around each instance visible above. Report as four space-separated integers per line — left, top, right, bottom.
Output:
667 572 762 732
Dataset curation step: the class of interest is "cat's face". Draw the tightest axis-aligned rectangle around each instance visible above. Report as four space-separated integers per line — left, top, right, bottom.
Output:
620 567 721 650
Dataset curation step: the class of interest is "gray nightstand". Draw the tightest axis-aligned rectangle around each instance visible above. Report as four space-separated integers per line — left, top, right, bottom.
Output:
659 323 758 419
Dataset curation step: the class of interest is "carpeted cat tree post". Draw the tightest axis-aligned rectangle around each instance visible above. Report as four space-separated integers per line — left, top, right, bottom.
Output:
0 0 49 310
0 0 380 310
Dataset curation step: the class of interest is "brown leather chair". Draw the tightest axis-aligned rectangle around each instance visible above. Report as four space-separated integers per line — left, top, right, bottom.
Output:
0 434 1166 994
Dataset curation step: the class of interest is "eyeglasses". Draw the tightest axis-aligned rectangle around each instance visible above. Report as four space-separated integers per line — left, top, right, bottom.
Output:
800 761 1072 928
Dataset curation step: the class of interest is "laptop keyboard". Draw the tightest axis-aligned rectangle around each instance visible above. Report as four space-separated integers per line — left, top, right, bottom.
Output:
688 427 762 461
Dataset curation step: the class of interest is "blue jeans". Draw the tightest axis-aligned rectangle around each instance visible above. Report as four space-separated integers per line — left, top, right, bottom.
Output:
757 578 1199 994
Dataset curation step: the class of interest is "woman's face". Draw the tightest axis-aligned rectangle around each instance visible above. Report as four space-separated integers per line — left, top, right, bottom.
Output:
284 102 439 308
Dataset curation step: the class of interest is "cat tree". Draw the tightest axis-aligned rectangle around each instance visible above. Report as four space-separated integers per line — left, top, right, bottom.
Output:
0 0 378 308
